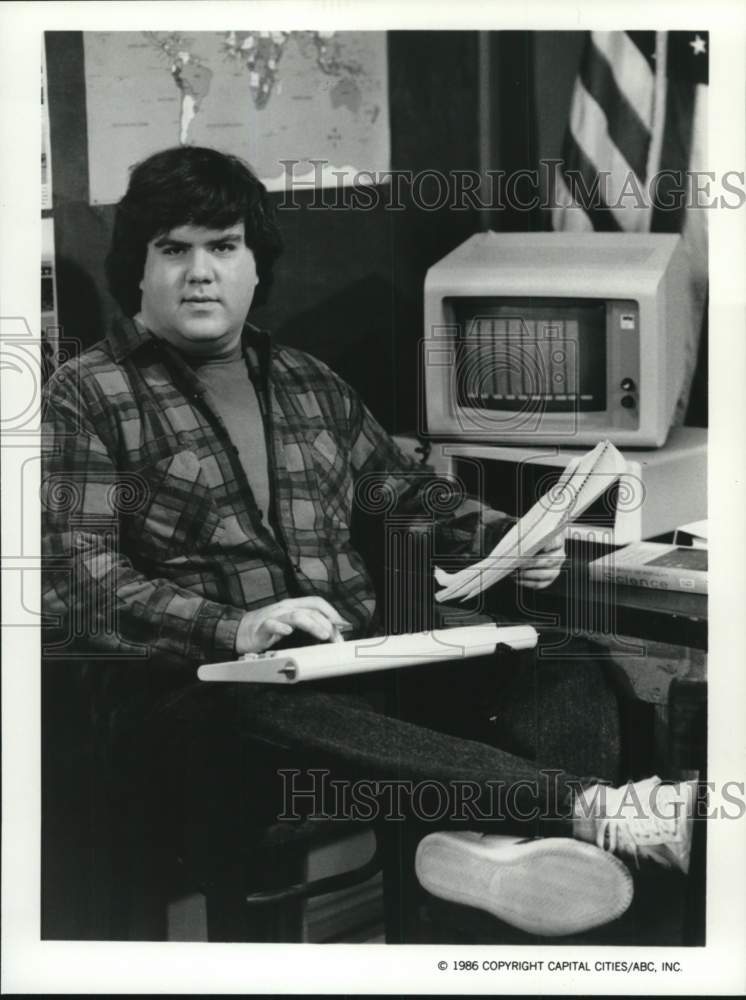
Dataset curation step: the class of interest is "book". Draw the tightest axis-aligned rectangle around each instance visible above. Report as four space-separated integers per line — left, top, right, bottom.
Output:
588 542 708 595
433 439 629 603
198 624 538 684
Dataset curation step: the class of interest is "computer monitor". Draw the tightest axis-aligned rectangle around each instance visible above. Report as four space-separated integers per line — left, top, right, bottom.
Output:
424 231 696 448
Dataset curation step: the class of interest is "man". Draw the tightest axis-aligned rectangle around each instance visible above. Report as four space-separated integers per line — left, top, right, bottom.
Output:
42 146 693 939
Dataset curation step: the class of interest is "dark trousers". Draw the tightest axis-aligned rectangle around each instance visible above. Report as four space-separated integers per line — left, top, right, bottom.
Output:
148 637 623 840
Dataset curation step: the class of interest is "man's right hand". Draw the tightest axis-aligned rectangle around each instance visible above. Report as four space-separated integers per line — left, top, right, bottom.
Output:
235 596 352 655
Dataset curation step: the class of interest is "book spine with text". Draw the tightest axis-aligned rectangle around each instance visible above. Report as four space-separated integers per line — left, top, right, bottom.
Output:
588 561 707 595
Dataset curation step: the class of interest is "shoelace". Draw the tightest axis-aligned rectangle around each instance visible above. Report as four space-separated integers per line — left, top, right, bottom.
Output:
594 802 681 866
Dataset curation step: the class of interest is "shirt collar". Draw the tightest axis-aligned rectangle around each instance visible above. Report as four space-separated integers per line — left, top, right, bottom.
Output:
106 315 153 362
106 315 273 384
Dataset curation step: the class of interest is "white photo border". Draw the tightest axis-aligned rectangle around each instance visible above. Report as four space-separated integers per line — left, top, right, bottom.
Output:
1 0 745 994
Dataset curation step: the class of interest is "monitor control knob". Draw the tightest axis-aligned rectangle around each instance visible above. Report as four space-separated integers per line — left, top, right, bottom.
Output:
621 394 635 409
620 378 636 392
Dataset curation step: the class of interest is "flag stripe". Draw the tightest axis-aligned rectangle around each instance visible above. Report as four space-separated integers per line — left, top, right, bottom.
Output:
580 39 652 180
567 80 651 230
625 31 657 71
553 168 594 232
591 32 655 129
560 131 623 232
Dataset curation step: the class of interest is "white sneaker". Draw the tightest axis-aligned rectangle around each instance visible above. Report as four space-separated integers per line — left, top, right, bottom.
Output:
415 832 633 937
573 777 696 874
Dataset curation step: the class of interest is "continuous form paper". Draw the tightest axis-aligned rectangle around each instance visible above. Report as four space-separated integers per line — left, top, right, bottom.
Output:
434 440 629 603
198 623 538 684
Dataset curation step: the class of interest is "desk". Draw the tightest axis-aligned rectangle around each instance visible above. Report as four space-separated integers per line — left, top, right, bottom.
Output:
501 541 707 651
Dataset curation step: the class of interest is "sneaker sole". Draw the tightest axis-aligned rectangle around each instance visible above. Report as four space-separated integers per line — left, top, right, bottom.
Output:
415 833 633 937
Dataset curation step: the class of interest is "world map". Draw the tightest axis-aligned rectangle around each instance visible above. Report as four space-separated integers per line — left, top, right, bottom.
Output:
83 31 389 204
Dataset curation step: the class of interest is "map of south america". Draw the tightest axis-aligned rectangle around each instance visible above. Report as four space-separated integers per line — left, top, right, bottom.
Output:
143 33 214 144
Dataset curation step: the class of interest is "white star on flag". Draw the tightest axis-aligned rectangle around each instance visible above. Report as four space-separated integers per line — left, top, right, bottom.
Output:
690 34 706 55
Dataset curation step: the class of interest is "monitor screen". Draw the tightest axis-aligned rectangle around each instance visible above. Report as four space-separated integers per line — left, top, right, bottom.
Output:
449 297 608 413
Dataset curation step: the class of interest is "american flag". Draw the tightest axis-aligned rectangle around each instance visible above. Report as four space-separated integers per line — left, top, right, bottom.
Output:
553 31 709 419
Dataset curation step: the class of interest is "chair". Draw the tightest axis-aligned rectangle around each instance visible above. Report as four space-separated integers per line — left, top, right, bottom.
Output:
41 652 383 942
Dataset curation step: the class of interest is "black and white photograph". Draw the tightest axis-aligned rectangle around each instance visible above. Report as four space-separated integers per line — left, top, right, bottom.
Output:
1 1 745 995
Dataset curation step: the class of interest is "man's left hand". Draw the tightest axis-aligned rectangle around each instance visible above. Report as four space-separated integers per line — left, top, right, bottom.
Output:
514 532 566 590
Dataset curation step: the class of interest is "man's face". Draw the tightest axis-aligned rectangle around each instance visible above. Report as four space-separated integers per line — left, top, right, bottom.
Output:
138 222 258 356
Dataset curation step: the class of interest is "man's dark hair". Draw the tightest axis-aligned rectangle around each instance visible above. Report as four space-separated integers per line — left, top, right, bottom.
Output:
106 146 284 316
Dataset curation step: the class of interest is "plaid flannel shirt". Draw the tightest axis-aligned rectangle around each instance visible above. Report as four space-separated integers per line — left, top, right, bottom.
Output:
42 317 511 668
